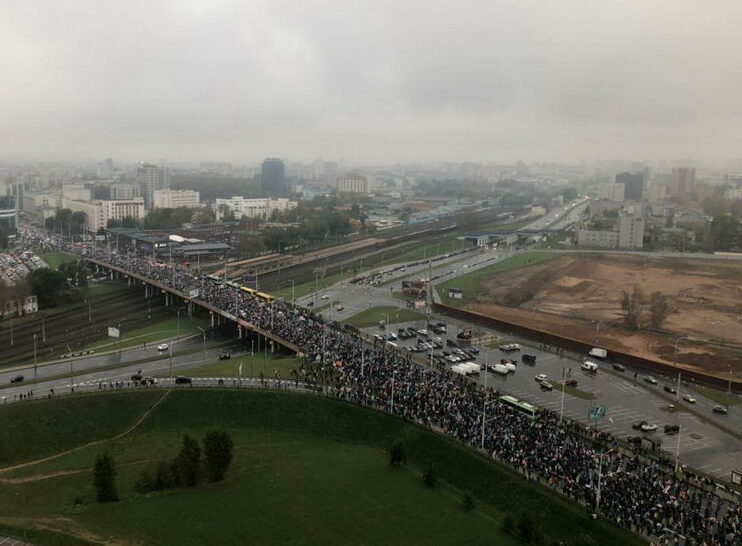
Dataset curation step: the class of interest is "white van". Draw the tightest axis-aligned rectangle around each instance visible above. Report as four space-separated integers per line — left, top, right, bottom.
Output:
460 362 481 376
493 364 510 375
581 360 598 372
589 347 608 359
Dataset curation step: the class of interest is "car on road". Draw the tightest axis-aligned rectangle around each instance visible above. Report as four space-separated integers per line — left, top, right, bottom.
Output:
682 394 697 404
643 375 658 385
307 301 314 307
712 405 728 415
467 346 480 355
219 353 231 360
522 353 536 364
663 424 680 435
157 343 169 352
535 374 548 382
540 380 554 391
335 305 344 311
565 379 578 387
663 385 677 395
417 329 429 336
140 377 157 386
612 363 626 372
321 294 330 300
131 373 143 381
632 421 657 432
10 375 24 384
175 376 192 384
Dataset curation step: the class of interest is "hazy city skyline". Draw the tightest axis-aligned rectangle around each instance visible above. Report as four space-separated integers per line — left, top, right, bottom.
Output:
2 1 741 163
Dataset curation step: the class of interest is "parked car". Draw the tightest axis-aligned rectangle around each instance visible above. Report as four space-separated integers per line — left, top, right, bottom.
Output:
643 375 658 385
321 294 330 300
663 424 680 435
612 363 626 372
565 379 578 387
535 374 548 382
682 394 697 404
307 301 314 307
157 343 169 351
522 353 536 364
10 375 24 384
632 421 657 432
131 373 143 382
663 385 677 395
335 305 344 311
712 405 728 415
467 346 480 355
540 380 554 391
175 376 192 384
219 353 231 360
140 377 157 386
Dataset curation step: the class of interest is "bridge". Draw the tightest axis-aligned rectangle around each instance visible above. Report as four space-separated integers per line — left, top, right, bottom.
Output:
85 257 304 356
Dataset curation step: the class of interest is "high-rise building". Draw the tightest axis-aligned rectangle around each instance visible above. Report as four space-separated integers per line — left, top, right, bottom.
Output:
337 176 369 194
0 182 21 230
110 183 140 200
618 216 644 249
601 183 625 202
62 198 145 231
671 168 696 198
137 163 170 209
260 158 286 196
615 172 645 201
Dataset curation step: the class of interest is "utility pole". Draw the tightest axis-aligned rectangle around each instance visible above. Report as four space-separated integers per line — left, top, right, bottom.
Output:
9 318 12 346
595 448 614 516
169 340 173 381
675 423 682 473
42 317 46 344
481 354 488 450
197 326 206 363
559 368 567 423
33 333 37 378
291 280 295 305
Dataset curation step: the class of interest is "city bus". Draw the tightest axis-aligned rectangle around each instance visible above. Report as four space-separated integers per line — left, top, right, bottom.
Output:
500 395 539 420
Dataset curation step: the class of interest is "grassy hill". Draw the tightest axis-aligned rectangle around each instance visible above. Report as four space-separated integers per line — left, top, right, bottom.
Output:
0 390 642 545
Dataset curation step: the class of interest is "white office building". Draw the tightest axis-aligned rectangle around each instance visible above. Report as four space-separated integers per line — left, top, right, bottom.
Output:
62 198 145 231
153 190 200 209
214 197 297 220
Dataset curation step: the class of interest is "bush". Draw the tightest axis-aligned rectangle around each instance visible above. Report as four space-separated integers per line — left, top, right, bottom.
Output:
517 513 542 544
389 439 406 466
92 452 118 503
202 430 234 482
422 462 437 487
176 435 201 487
502 515 515 534
135 468 155 494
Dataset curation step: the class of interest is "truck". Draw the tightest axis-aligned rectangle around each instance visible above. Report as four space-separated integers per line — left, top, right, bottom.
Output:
492 364 510 375
589 347 607 359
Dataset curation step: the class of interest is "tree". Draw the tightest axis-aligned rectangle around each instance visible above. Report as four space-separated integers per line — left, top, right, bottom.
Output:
462 490 475 511
93 452 118 502
176 435 202 487
620 286 645 331
516 513 542 544
389 439 406 466
237 234 266 257
202 430 234 482
649 292 670 329
422 461 437 487
27 268 68 307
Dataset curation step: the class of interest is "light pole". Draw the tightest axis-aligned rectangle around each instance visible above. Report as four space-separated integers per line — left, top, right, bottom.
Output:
675 423 682 474
481 355 488 450
390 370 396 414
169 339 173 381
197 326 206 363
559 368 568 423
595 448 615 516
728 365 733 396
177 307 181 338
9 318 12 346
33 333 37 378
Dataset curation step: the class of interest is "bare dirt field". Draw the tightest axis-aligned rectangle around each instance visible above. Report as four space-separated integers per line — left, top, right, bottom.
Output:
468 253 742 378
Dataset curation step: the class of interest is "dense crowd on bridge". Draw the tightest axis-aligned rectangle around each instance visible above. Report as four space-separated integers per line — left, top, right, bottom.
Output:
58 244 742 544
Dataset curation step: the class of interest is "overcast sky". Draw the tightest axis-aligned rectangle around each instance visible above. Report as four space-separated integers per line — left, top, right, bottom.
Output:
2 1 741 164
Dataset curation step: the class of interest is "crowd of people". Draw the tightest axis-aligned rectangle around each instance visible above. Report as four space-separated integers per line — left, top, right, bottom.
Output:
68 244 742 545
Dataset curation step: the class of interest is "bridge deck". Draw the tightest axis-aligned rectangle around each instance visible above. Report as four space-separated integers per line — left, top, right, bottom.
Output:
86 258 303 355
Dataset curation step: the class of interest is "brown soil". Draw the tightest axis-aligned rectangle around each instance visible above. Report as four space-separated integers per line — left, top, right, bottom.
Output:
469 254 742 378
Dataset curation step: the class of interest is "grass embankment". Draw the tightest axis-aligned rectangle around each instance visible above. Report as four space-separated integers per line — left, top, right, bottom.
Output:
40 252 77 270
553 382 597 400
377 238 469 266
344 306 426 328
0 390 641 546
437 251 558 305
274 269 356 300
159 353 300 379
83 317 210 352
693 385 741 407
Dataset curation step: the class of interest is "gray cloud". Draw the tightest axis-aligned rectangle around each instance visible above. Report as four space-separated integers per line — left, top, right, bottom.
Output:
1 0 741 163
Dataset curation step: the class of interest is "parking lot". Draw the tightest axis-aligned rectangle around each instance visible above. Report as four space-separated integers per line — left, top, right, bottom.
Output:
362 318 742 481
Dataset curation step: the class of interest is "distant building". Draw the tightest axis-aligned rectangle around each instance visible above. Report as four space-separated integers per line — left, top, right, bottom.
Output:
601 183 625 202
577 228 619 248
615 172 644 201
671 167 695 197
23 191 59 216
618 216 644 249
97 158 114 178
61 184 91 202
647 183 667 202
214 197 297 220
62 198 145 231
1 295 38 320
0 183 21 230
153 190 200 209
110 183 139 200
260 158 287 196
137 163 170 209
337 176 369 194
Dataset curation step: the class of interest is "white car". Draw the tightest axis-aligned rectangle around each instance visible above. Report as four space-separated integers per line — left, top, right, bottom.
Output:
682 394 697 404
640 423 657 432
535 374 548 382
156 343 169 351
321 294 330 300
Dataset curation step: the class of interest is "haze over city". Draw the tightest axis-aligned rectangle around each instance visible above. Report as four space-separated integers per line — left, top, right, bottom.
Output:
2 0 742 163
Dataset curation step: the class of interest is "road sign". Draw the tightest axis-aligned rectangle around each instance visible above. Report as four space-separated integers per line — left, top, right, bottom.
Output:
108 327 120 338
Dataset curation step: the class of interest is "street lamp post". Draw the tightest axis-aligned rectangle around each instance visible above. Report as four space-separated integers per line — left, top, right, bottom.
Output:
33 333 37 378
196 326 206 363
595 448 615 516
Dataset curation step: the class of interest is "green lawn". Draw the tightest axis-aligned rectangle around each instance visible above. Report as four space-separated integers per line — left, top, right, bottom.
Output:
378 238 470 266
344 306 426 328
40 252 77 270
437 251 558 305
159 353 301 379
553 382 597 400
273 269 356 300
84 316 210 352
0 390 642 546
693 385 741 407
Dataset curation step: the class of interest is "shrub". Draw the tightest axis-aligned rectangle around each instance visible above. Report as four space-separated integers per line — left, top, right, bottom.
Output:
176 435 201 487
462 490 475 511
202 430 234 482
389 439 406 466
92 451 118 503
422 462 437 487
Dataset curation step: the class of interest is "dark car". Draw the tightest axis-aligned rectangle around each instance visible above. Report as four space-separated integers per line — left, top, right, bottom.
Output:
632 420 648 430
219 353 231 360
175 376 192 384
663 424 680 435
663 385 677 395
712 405 728 415
446 339 458 348
131 373 143 382
467 346 480 355
612 363 626 372
627 436 642 446
565 379 578 387
522 354 536 364
307 301 314 307
10 375 24 384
